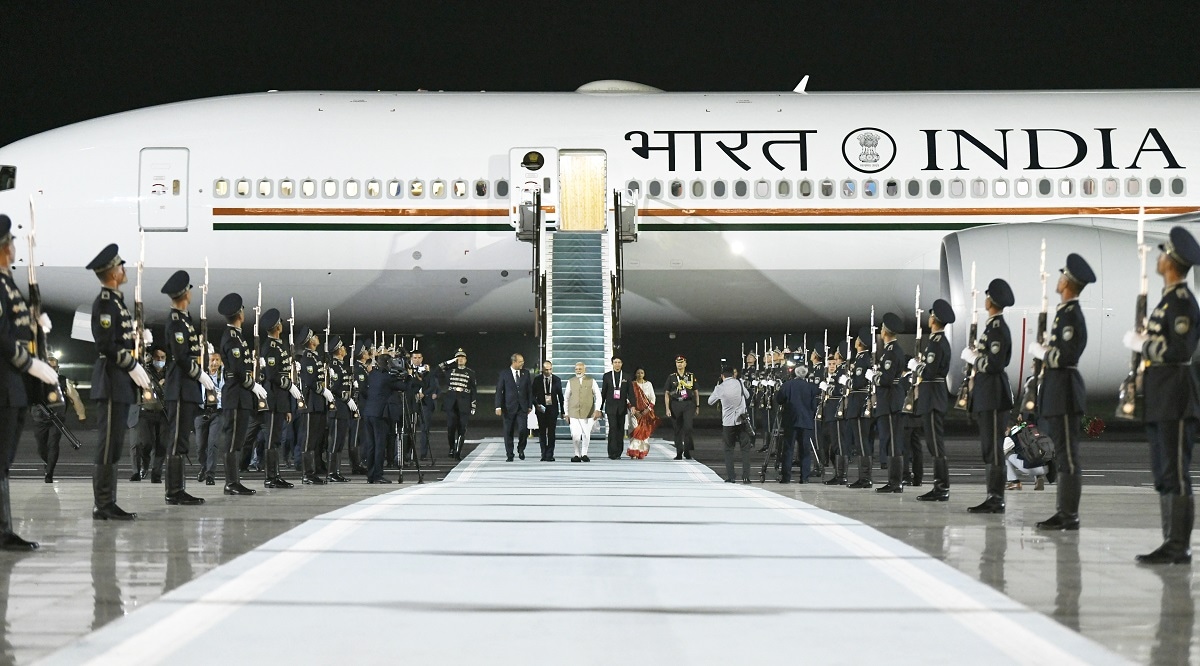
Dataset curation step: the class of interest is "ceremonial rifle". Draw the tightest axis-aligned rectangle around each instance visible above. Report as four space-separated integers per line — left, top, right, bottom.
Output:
1116 209 1149 419
902 285 922 414
289 298 306 410
134 230 152 406
200 258 217 409
1018 239 1048 418
252 283 267 412
954 262 978 411
836 317 851 419
865 306 877 418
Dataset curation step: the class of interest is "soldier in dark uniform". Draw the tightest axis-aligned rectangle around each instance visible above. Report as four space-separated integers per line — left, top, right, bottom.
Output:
259 308 298 489
131 347 167 483
217 293 265 496
664 355 700 460
875 313 907 493
325 335 352 482
965 278 1015 514
0 215 58 546
87 243 152 521
820 345 848 485
160 270 207 505
1029 253 1096 530
442 348 477 460
844 329 874 488
296 327 333 484
916 299 956 502
348 341 371 474
407 350 439 460
1130 227 1200 564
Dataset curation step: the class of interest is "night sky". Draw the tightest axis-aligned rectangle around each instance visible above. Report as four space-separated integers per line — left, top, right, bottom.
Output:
4 2 1200 148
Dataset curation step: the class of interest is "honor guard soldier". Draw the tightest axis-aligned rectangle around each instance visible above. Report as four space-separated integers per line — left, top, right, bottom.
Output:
844 328 874 488
875 313 907 493
915 299 956 502
821 344 849 485
348 340 371 474
0 215 57 547
131 348 168 482
259 308 298 488
1028 253 1095 530
1128 227 1200 564
217 292 266 496
88 243 152 520
407 350 439 460
325 335 352 482
442 348 477 460
160 270 208 505
964 278 1015 514
297 327 334 484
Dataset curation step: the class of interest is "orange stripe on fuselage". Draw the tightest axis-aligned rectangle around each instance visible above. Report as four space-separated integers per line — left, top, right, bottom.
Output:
211 205 1199 218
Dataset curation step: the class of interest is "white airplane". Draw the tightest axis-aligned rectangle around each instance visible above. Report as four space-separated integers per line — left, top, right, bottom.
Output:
0 80 1196 397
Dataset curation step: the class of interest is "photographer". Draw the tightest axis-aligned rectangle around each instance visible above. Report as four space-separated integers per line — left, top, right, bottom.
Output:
361 351 410 483
708 364 751 483
406 351 439 460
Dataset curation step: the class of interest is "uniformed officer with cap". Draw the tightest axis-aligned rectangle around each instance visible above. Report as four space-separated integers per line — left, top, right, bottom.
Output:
325 335 353 482
821 343 849 485
875 313 907 493
963 278 1015 514
664 355 700 460
348 340 372 473
442 348 477 460
0 215 57 547
217 292 267 496
1028 253 1096 530
87 243 153 520
259 307 300 488
844 328 874 487
1127 227 1200 564
915 298 956 502
160 270 209 506
297 326 334 483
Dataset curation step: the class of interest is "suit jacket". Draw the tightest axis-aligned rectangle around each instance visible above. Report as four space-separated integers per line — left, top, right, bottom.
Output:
532 373 563 416
601 370 633 414
776 377 821 430
495 367 532 414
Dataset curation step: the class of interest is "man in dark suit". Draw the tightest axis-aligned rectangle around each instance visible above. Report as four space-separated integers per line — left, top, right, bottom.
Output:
602 356 633 459
775 366 821 483
532 360 563 461
495 353 533 461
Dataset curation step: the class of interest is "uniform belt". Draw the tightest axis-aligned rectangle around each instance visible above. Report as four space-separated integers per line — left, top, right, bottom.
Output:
924 378 946 383
1150 361 1194 367
451 387 470 392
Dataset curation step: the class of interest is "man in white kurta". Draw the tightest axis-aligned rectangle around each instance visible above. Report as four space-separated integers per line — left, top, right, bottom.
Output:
562 362 602 462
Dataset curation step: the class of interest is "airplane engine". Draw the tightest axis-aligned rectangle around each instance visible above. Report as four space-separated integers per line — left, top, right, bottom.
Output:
940 218 1160 402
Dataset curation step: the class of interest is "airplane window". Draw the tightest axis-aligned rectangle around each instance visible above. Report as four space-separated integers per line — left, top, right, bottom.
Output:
734 180 749 198
1015 178 1030 197
928 179 943 197
949 179 965 198
993 179 1009 197
214 179 229 198
819 179 834 198
841 180 856 198
691 180 705 198
452 180 467 198
669 180 684 198
776 180 791 198
280 179 294 198
1125 178 1141 197
474 180 489 198
322 179 338 198
432 180 446 198
301 179 316 198
648 180 662 197
863 180 877 198
1103 178 1119 196
410 180 425 198
235 179 251 198
755 179 770 198
906 179 920 198
799 180 813 198
625 180 640 195
1036 178 1052 197
1148 177 1163 196
496 179 509 197
387 180 403 198
366 180 381 198
712 180 727 198
970 179 986 198
1171 178 1186 196
884 180 899 198
256 179 273 198
345 180 361 198
0 166 14 191
1081 178 1096 196
1059 179 1074 197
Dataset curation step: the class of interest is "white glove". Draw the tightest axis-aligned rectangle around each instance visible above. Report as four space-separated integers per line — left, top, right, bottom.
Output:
348 398 358 413
907 358 919 372
37 313 52 334
259 357 267 368
129 363 152 390
818 381 829 391
294 361 301 375
142 329 153 345
865 369 877 382
27 358 58 385
960 347 979 363
289 384 302 400
199 373 216 392
251 383 268 400
1027 342 1047 360
1123 330 1148 352
322 388 334 403
837 375 849 386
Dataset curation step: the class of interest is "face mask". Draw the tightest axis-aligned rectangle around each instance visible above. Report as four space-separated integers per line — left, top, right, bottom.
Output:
153 360 166 370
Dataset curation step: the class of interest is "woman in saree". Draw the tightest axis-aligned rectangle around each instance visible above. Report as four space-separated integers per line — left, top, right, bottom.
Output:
627 367 659 458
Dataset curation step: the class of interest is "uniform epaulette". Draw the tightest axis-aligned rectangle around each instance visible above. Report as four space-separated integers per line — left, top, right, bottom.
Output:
100 290 110 300
170 312 180 321
1177 287 1191 299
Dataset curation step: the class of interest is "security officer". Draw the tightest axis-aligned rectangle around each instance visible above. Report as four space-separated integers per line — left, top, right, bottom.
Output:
1128 227 1200 564
664 355 699 460
844 328 874 488
325 335 353 482
348 340 372 474
296 327 334 484
1028 253 1096 530
0 215 57 546
442 348 477 460
407 350 439 460
87 243 152 520
875 313 907 493
217 292 266 496
808 348 826 477
915 299 955 502
33 356 84 484
964 278 1015 514
160 270 208 505
132 347 168 483
259 308 299 488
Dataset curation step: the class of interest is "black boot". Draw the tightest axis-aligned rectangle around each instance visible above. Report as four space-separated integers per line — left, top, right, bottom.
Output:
265 450 294 488
302 452 326 485
165 456 205 505
824 455 848 485
848 456 873 488
348 445 367 475
1137 495 1194 565
967 464 1005 513
876 455 904 493
223 452 256 496
328 451 348 483
917 458 950 501
0 478 38 551
1036 466 1080 530
93 464 136 521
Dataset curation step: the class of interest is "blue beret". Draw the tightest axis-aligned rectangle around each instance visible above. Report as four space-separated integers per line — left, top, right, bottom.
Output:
986 278 1014 309
1161 226 1200 268
931 298 956 324
86 243 125 273
217 292 243 317
160 270 191 299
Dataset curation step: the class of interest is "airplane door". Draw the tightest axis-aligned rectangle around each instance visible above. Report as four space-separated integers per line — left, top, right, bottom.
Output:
558 150 606 231
139 147 189 231
510 148 559 229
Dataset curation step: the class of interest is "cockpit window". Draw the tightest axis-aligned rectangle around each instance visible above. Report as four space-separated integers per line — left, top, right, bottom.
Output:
0 166 14 192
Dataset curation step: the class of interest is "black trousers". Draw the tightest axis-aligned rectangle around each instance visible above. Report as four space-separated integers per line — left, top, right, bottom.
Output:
976 409 1008 468
446 394 472 450
299 411 329 473
1146 419 1198 496
329 415 349 453
95 400 130 465
415 403 433 456
33 405 63 474
0 406 26 476
364 416 389 482
165 400 198 457
501 411 528 458
669 399 695 453
921 409 947 458
220 406 251 466
536 410 558 459
606 409 626 458
193 411 221 477
877 412 900 457
722 424 751 481
137 411 168 473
